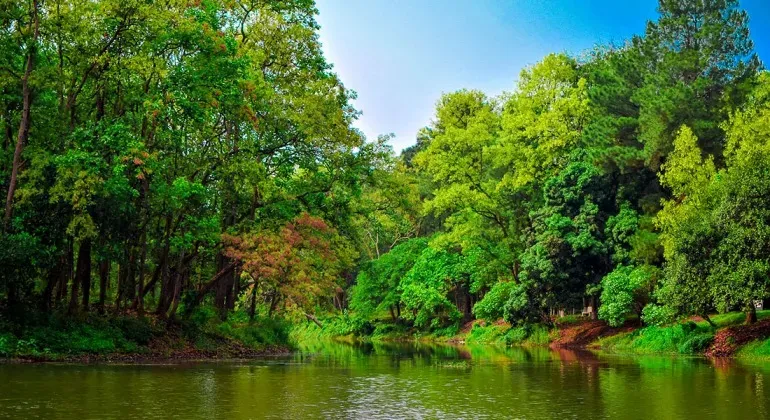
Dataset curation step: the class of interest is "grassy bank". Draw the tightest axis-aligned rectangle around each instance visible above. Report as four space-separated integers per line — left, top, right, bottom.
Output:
288 310 770 361
289 315 553 348
0 308 291 361
592 311 770 355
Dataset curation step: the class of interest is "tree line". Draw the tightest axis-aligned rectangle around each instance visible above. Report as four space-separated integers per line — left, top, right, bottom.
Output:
0 0 393 324
351 0 770 330
2 0 769 333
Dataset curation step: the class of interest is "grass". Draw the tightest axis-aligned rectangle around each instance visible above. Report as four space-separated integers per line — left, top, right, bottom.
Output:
592 322 713 354
555 314 585 325
700 310 770 327
465 323 509 345
289 313 376 343
463 323 553 347
737 338 770 361
508 324 553 346
594 310 770 355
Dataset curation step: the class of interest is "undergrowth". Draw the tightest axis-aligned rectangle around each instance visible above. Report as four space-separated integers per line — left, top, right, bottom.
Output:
0 307 290 359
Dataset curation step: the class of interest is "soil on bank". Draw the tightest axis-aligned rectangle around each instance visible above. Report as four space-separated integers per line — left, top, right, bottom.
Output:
707 318 770 357
550 319 635 348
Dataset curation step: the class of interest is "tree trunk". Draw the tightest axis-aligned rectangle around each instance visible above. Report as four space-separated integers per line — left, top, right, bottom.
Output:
746 305 757 325
3 0 39 231
76 238 92 312
168 269 186 320
135 234 147 315
155 266 172 316
115 260 127 312
305 313 323 328
140 252 165 300
188 262 238 311
133 177 149 314
229 266 240 310
98 259 110 314
55 246 72 304
215 254 235 317
125 249 136 301
41 262 60 312
156 253 182 318
249 281 259 321
68 262 80 314
268 292 279 318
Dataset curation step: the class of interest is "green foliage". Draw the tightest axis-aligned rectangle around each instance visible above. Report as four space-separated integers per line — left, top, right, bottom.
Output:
465 323 509 345
504 324 552 346
289 314 373 343
737 338 770 361
596 321 714 355
1 0 768 351
515 155 611 319
599 265 658 327
399 246 465 329
473 282 518 321
350 237 428 320
641 304 677 326
0 315 158 357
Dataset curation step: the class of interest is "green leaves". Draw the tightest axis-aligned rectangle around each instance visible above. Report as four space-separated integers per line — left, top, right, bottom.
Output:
599 265 657 327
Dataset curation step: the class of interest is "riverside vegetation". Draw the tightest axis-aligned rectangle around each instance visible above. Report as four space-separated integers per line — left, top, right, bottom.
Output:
3 0 770 361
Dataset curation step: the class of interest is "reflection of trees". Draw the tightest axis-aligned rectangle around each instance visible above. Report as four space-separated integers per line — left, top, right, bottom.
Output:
288 340 770 418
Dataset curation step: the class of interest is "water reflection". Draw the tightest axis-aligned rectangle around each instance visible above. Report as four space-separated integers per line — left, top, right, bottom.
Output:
1 341 770 419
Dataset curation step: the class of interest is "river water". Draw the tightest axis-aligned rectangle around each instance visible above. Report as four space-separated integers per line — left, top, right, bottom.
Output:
1 341 769 419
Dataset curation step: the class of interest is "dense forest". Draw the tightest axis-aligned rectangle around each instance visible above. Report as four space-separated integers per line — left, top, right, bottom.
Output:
1 0 769 353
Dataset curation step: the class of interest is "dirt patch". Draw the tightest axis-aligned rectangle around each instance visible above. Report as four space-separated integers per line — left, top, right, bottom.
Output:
458 320 485 335
706 318 770 357
551 319 635 348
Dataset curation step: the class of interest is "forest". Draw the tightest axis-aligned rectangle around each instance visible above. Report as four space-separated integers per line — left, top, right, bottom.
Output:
1 0 769 356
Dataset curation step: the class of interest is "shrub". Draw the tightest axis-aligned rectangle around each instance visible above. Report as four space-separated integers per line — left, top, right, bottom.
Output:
111 316 156 345
641 304 676 326
473 282 517 321
677 332 714 353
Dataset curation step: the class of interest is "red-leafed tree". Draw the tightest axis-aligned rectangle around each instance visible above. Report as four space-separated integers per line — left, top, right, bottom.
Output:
223 213 353 321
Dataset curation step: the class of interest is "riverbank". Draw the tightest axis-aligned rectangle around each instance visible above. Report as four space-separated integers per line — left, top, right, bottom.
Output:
290 310 770 361
0 311 292 362
7 309 770 362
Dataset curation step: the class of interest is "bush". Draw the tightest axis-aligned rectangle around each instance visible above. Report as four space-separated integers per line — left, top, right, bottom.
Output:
0 332 16 357
473 282 517 321
641 304 676 326
504 324 551 346
466 323 509 345
598 321 713 354
677 332 714 353
111 316 156 345
216 317 289 348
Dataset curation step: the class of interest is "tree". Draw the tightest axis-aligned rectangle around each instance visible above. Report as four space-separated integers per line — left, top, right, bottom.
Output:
519 155 612 321
598 204 661 326
635 0 759 167
222 213 354 321
350 237 428 322
399 246 465 329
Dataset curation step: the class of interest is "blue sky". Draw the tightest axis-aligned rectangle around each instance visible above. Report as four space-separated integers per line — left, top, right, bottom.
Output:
316 0 770 152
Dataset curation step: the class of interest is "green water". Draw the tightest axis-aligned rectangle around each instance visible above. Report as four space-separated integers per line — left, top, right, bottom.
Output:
1 341 769 419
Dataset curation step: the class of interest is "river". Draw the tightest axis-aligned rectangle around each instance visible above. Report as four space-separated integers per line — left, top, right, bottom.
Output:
1 341 769 419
